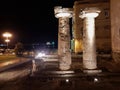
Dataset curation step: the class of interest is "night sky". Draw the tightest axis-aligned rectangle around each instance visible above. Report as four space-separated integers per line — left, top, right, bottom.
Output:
0 0 74 45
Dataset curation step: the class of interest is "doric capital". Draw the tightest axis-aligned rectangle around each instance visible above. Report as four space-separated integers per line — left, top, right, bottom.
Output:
54 6 73 18
79 7 101 18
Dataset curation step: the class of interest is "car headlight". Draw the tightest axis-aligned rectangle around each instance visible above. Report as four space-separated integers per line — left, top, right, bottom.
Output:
35 52 45 59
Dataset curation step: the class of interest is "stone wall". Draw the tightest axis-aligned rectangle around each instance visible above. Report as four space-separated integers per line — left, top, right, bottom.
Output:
111 0 120 62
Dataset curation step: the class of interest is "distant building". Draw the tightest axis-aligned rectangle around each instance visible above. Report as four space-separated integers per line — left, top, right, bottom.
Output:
72 0 111 53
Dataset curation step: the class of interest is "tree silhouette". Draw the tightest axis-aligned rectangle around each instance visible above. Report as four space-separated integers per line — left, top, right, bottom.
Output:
14 42 24 57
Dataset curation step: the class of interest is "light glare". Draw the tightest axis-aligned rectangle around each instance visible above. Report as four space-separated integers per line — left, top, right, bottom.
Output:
94 78 98 82
56 13 71 17
35 52 45 59
65 79 69 82
85 13 99 17
3 32 12 37
5 39 10 42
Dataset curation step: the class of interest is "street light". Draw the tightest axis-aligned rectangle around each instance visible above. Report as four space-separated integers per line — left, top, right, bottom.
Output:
3 32 12 50
5 39 10 50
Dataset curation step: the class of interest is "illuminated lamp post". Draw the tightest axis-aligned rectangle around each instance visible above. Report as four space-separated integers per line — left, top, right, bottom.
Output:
3 32 12 50
5 39 10 50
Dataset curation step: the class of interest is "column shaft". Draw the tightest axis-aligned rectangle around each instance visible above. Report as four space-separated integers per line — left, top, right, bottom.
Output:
83 17 97 69
54 6 73 70
58 17 71 70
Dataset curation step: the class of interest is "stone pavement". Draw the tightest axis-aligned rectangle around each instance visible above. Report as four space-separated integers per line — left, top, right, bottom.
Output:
28 59 120 90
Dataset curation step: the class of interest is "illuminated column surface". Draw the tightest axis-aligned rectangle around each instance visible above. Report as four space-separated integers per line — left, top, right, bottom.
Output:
54 6 73 70
79 8 101 71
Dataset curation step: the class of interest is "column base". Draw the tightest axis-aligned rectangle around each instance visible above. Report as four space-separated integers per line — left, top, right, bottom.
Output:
83 69 102 74
112 51 120 63
59 64 71 71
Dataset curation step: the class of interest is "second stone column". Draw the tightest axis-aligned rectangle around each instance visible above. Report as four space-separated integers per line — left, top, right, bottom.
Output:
79 7 101 70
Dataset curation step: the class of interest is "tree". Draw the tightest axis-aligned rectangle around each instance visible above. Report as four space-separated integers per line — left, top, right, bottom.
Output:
14 42 24 56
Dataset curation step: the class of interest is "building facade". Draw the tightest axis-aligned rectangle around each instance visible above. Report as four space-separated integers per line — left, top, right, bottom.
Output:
110 0 120 62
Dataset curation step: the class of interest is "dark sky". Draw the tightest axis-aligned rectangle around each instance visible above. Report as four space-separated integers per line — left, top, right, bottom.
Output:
0 0 74 45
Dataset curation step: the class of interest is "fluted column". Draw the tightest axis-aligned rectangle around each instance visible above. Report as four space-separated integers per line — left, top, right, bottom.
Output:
54 6 73 70
79 8 100 70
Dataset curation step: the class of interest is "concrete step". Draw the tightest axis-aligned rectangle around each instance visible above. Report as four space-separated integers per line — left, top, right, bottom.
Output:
43 58 58 62
41 70 75 74
42 54 59 62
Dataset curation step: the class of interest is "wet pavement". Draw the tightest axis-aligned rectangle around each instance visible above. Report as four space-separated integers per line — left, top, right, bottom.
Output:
0 71 120 90
0 59 120 90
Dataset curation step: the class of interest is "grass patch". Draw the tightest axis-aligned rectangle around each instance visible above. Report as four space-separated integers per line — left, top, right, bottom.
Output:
0 55 18 63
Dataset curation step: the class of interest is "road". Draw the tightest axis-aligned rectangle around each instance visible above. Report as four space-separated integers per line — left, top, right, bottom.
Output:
0 59 32 82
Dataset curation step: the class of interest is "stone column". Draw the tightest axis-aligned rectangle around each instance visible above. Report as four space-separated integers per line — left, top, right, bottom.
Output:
54 6 73 70
79 8 101 71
